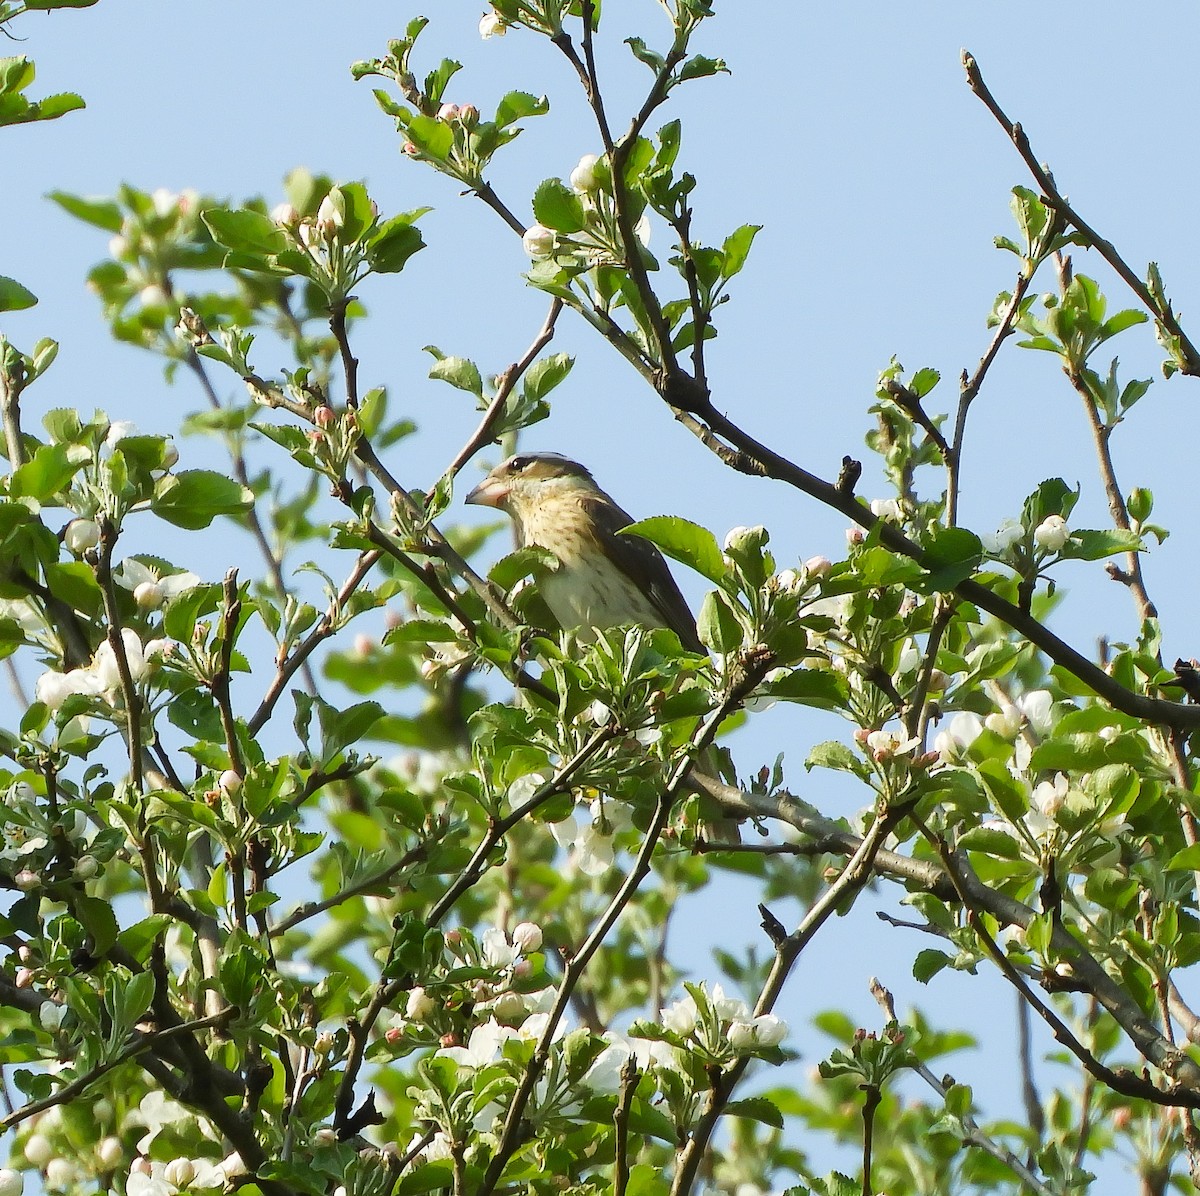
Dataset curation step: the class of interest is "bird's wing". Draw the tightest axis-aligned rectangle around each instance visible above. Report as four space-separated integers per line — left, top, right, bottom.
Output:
580 493 706 654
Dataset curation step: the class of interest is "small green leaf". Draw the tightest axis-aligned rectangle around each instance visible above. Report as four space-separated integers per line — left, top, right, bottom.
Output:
532 178 585 234
0 275 37 312
424 348 482 397
697 589 744 654
720 224 761 280
202 208 287 256
151 470 253 529
725 1097 784 1128
913 948 951 984
495 90 549 128
521 353 574 401
805 740 869 781
622 516 727 586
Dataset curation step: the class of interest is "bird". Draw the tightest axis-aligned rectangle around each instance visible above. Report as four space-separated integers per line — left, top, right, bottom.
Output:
464 452 705 654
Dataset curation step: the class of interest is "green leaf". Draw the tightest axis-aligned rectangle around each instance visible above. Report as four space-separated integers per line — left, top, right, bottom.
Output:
0 275 37 312
424 348 482 398
318 698 384 762
202 208 287 256
1058 528 1143 561
521 353 574 401
366 217 425 274
918 526 981 590
495 90 549 128
805 740 869 781
758 668 847 709
725 1096 784 1128
621 516 727 586
1166 844 1200 872
913 948 951 984
697 589 743 654
74 895 119 956
151 470 253 529
9 443 79 500
532 178 585 234
720 224 761 280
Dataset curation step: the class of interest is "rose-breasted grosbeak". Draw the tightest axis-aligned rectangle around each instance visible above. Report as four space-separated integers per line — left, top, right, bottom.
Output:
465 452 704 653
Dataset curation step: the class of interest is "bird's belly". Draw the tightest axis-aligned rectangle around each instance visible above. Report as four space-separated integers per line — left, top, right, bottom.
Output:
540 552 666 639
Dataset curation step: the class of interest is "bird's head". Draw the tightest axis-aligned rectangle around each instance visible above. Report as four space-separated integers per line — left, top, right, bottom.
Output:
464 453 599 523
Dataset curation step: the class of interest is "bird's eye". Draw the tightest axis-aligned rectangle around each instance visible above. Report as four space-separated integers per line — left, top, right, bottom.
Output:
509 455 530 473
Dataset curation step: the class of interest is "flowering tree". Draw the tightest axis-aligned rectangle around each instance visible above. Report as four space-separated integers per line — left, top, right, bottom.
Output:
3 3 1200 1196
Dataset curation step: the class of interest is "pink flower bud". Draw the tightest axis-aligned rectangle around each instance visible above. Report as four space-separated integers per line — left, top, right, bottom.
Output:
437 102 460 122
14 870 39 892
459 104 479 127
218 769 242 794
313 405 337 429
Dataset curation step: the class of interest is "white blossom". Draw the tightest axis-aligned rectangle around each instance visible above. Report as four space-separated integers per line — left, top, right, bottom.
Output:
727 1014 787 1050
479 12 508 38
438 1019 521 1068
1034 514 1069 551
980 517 1024 554
64 518 100 555
0 1169 22 1196
933 711 983 761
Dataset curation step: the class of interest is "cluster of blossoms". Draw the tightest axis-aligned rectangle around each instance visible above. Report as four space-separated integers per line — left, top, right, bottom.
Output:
35 627 174 713
16 1091 243 1194
0 779 96 892
935 692 1130 865
105 189 199 311
269 191 379 252
981 512 1070 556
633 982 788 1062
522 152 651 268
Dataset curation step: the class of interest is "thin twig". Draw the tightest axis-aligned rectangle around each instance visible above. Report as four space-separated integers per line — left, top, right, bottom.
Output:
962 50 1200 375
0 1008 234 1130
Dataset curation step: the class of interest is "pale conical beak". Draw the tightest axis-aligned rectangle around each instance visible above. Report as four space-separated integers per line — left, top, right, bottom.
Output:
465 476 508 508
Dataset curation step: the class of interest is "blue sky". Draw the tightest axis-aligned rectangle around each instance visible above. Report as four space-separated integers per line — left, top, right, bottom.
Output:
4 1 1200 1186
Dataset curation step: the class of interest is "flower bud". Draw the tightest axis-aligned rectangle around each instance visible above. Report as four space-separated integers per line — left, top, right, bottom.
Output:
161 441 179 469
1033 514 1069 552
271 202 299 227
163 1160 194 1188
522 223 555 260
316 193 343 238
479 12 508 37
218 769 242 794
402 141 420 157
313 405 337 429
803 555 833 579
385 1026 404 1044
405 987 435 1022
14 968 33 989
0 1169 22 1196
437 102 460 122
95 1138 123 1170
64 519 100 555
313 1128 339 1148
723 525 768 555
23 1135 53 1168
569 153 602 193
458 104 479 127
14 870 39 892
73 856 100 881
492 991 526 1023
44 1160 74 1191
511 921 542 953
